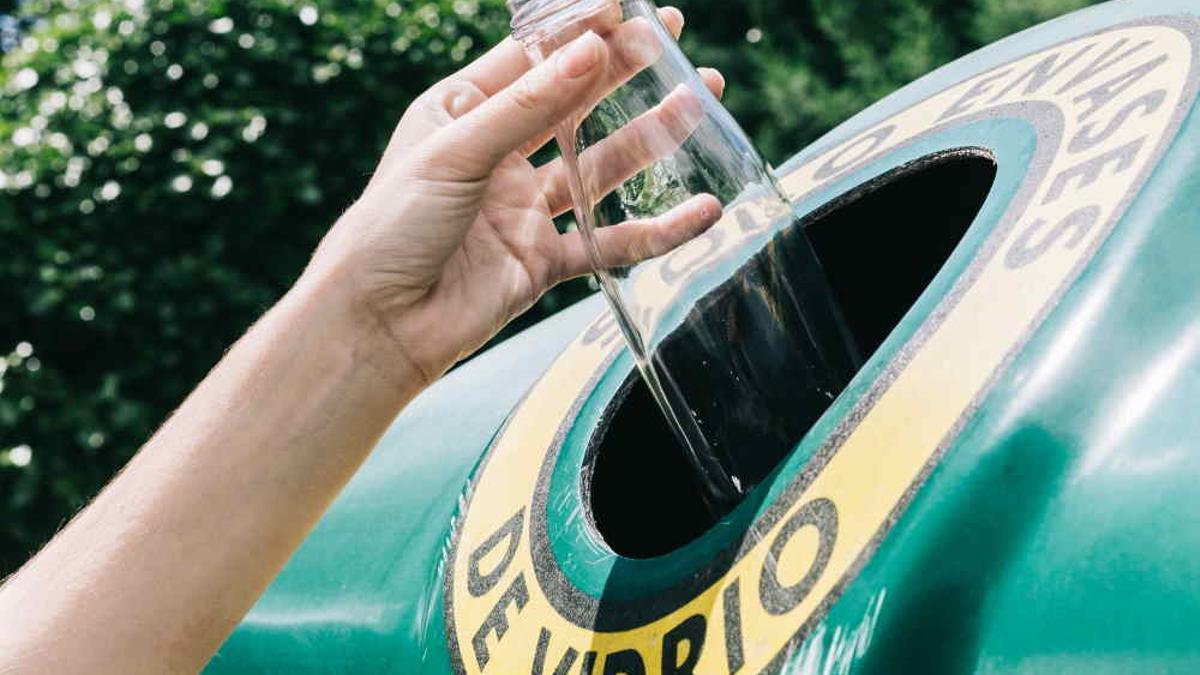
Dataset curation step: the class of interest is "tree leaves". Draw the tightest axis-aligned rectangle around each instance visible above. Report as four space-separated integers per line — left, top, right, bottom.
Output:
0 0 509 574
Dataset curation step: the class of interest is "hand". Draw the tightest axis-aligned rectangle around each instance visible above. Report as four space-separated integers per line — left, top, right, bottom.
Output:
304 7 726 386
0 11 736 671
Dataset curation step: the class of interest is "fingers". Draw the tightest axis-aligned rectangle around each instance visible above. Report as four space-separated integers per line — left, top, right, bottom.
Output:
555 194 722 279
454 37 535 97
425 5 701 181
542 84 704 217
659 6 685 38
594 15 669 111
539 73 724 217
516 7 688 158
431 31 610 179
697 67 725 100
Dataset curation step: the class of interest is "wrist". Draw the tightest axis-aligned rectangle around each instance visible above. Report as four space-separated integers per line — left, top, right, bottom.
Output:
285 262 433 403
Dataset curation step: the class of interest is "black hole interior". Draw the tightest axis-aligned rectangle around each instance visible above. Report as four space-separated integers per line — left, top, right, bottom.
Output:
585 150 998 559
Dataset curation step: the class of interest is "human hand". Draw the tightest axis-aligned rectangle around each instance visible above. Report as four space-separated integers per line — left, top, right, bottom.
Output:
303 7 725 386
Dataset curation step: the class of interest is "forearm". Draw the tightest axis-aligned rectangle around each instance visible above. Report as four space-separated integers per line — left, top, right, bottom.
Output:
0 267 422 673
0 14 661 672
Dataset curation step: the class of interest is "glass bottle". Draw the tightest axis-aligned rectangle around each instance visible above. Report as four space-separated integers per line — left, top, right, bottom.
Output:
509 0 860 516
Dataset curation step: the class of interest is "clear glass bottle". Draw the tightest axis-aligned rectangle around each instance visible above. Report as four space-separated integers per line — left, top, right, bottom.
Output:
510 0 860 516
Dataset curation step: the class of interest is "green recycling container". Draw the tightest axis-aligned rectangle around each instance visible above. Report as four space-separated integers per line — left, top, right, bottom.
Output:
207 1 1200 672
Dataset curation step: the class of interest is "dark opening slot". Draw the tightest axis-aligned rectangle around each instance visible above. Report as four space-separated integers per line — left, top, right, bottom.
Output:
806 150 999 357
587 150 998 559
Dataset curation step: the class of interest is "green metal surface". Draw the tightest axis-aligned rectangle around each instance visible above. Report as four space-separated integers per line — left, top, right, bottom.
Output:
209 1 1200 671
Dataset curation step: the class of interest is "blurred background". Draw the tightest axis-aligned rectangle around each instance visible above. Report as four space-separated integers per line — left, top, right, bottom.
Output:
0 0 1102 577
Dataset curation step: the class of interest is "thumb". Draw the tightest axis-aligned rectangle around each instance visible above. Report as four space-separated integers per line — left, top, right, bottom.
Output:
435 31 609 177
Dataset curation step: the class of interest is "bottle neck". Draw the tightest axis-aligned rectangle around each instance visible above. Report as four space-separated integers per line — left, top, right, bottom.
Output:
507 0 617 46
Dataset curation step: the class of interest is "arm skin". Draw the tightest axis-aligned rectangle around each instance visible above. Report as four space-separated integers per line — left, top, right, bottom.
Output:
0 270 422 672
0 7 724 672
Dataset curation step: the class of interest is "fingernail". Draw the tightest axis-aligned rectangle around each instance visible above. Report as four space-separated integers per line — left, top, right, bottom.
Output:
663 6 684 30
698 195 722 221
558 31 602 79
699 67 725 95
449 92 473 117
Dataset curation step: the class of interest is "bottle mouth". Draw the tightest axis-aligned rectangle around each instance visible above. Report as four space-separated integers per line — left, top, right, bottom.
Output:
507 0 614 45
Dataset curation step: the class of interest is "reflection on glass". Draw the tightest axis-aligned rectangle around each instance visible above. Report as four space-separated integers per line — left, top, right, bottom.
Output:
510 0 859 516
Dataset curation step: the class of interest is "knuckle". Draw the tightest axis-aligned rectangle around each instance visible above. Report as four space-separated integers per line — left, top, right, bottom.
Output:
627 125 658 161
439 80 487 118
627 234 652 262
416 80 455 110
509 75 544 114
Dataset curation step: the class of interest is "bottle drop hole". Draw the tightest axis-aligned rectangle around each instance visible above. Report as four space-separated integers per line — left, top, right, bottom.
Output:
585 149 998 559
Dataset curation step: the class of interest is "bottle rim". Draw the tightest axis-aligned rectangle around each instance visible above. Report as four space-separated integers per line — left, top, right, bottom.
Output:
507 0 614 44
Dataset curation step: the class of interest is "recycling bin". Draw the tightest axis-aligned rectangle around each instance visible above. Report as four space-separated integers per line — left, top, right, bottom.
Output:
207 1 1200 672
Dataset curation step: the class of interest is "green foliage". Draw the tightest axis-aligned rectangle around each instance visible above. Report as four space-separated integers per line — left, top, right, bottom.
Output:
0 0 509 574
0 0 1103 575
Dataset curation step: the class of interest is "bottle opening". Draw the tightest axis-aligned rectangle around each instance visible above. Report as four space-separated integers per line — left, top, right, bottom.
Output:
507 0 614 44
585 149 998 559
